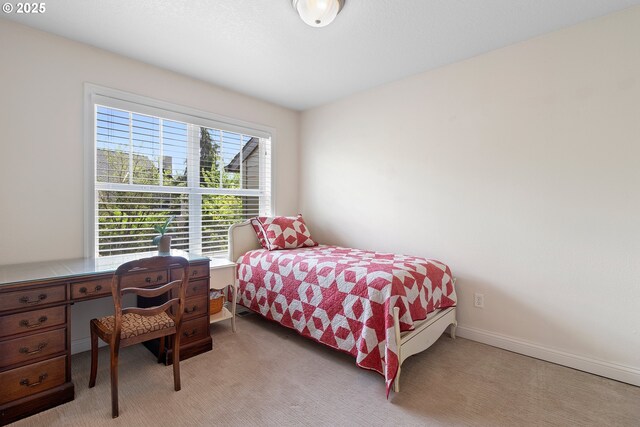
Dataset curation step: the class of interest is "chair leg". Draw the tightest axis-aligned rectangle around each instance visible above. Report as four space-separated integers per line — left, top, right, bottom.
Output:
173 333 181 391
158 336 166 364
110 346 120 418
89 324 98 388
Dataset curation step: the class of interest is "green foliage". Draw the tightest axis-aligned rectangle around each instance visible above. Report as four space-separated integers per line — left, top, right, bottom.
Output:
97 127 254 257
200 127 220 188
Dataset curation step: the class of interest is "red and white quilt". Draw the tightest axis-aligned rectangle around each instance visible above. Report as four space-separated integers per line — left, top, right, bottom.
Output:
236 246 457 395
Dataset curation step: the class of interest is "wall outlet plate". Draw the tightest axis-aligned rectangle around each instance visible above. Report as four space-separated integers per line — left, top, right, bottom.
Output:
474 293 484 308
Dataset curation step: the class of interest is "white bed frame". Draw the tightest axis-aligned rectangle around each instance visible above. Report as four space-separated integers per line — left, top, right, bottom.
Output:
228 220 457 393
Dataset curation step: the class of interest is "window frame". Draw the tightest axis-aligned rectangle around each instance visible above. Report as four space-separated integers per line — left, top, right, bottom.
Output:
83 83 276 258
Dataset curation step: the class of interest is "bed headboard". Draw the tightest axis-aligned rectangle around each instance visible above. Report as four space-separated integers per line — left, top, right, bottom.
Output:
228 220 261 263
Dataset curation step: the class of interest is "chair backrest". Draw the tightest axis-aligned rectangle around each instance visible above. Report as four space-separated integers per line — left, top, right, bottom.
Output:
110 256 190 343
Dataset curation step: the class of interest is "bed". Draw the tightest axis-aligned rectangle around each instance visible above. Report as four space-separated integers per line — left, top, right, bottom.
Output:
228 219 457 395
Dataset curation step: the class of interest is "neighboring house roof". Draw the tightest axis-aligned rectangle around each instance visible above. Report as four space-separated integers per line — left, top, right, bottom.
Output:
225 137 259 172
97 148 160 183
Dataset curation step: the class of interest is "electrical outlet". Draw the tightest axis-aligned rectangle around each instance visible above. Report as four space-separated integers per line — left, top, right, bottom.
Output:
474 293 484 308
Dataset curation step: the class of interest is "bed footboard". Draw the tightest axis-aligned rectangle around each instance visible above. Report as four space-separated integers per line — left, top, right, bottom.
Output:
392 305 457 393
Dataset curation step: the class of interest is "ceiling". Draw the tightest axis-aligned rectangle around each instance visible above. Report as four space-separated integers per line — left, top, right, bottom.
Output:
4 0 640 110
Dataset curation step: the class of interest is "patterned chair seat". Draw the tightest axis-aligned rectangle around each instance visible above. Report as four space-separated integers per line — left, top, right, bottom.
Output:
96 312 175 339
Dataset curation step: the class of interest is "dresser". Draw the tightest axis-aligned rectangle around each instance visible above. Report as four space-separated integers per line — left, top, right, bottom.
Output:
0 251 211 425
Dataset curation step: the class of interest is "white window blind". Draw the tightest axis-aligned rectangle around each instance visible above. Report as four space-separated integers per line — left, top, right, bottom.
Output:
92 102 272 258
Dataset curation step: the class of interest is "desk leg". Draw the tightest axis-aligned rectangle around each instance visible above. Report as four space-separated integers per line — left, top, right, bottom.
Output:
231 281 238 333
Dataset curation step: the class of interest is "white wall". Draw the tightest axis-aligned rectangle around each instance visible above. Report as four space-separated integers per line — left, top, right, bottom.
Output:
0 18 299 265
300 8 640 384
0 19 299 350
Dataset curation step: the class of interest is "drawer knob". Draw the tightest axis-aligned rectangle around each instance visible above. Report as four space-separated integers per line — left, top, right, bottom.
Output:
145 275 164 284
191 270 197 277
19 342 48 355
20 373 48 388
184 306 198 314
19 294 47 305
79 285 103 295
19 316 48 329
183 329 197 338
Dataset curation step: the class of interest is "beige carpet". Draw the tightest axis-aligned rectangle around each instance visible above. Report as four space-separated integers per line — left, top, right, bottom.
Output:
12 313 640 426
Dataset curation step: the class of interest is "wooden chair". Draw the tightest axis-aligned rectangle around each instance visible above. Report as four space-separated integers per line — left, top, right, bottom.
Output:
88 256 189 418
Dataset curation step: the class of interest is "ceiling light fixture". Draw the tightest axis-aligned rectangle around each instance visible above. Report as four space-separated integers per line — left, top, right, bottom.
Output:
292 0 345 28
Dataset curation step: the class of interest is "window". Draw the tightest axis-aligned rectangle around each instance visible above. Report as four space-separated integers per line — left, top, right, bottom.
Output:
86 87 272 258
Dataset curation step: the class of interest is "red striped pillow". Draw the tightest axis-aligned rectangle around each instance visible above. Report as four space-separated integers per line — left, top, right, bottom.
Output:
252 214 317 250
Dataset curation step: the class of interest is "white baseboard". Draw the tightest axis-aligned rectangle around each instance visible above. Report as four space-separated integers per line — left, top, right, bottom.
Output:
456 325 640 387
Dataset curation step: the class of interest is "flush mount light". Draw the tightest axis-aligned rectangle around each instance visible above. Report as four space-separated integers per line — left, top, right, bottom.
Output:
292 0 345 28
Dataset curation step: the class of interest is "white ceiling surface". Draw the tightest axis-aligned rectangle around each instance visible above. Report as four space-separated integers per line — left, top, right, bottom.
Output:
4 0 640 110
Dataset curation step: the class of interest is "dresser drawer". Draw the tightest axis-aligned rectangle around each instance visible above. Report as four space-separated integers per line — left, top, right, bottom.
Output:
0 328 66 368
70 277 112 299
0 355 66 405
0 306 66 338
121 270 168 288
185 279 208 298
0 286 66 313
179 316 209 345
182 295 208 320
171 263 208 281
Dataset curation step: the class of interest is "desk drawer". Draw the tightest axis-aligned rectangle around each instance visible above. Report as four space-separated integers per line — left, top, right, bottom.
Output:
121 270 168 288
185 279 208 298
182 296 208 320
0 355 66 405
0 328 66 368
179 316 209 346
0 286 66 313
0 306 66 338
70 277 112 299
171 263 209 281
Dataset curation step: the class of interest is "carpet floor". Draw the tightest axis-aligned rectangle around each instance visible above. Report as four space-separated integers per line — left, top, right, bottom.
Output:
12 313 640 426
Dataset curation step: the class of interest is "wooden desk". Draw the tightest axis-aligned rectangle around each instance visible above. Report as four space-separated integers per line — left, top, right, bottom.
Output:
0 251 211 425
